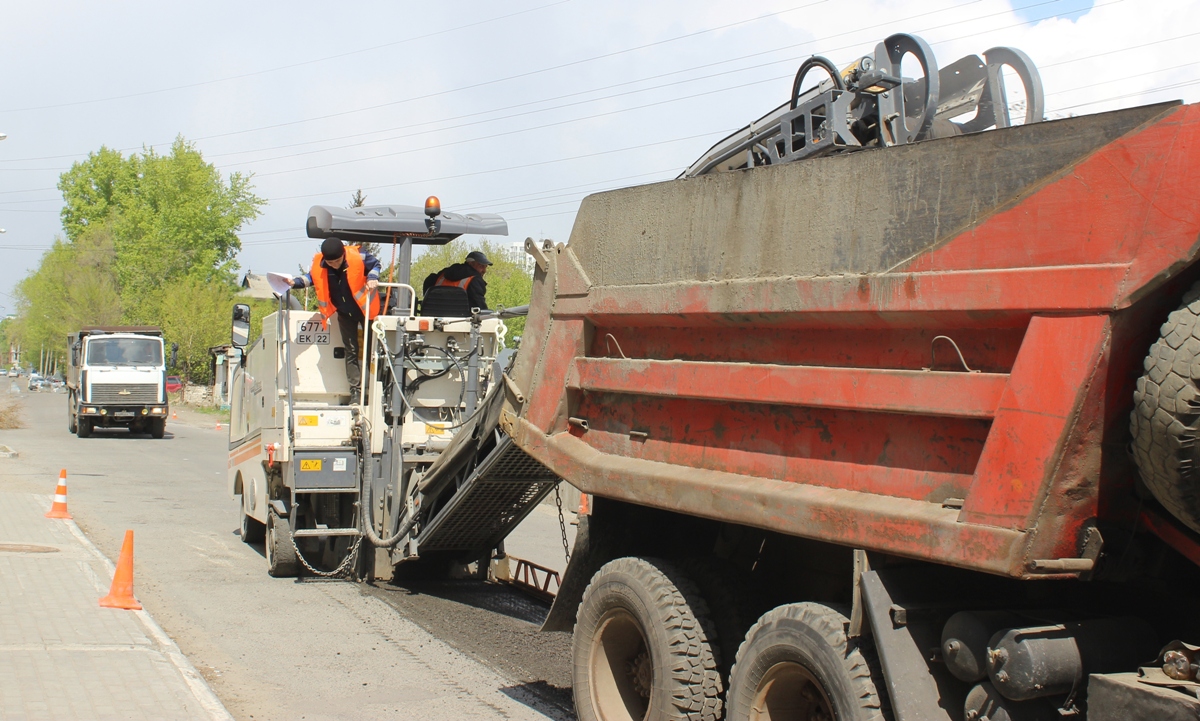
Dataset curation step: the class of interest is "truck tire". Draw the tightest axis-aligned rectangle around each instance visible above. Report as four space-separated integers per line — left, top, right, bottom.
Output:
727 603 884 721
266 511 298 578
573 556 723 721
149 417 166 439
76 417 92 438
67 396 77 434
1132 281 1200 533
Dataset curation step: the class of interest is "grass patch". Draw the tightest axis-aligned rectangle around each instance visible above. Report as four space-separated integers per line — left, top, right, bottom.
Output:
0 396 25 429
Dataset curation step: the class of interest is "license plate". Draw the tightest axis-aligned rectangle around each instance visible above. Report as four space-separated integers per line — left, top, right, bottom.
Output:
295 320 330 345
299 459 322 471
297 415 318 426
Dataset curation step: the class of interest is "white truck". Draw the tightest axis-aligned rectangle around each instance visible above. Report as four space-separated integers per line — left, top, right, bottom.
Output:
227 199 535 578
66 326 172 438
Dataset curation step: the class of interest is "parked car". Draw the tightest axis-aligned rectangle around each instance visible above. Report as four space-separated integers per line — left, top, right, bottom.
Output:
165 375 183 393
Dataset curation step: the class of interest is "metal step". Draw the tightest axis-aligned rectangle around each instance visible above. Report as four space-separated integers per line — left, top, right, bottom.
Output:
293 528 360 537
416 434 560 554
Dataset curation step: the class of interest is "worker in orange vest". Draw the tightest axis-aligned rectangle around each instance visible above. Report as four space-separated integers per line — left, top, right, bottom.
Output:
421 250 493 310
292 238 381 404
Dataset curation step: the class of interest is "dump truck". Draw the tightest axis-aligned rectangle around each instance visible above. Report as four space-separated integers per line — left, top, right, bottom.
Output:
66 326 171 438
402 36 1200 721
232 32 1200 720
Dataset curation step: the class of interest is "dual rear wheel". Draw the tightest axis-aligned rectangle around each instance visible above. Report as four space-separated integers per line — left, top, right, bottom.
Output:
573 557 884 721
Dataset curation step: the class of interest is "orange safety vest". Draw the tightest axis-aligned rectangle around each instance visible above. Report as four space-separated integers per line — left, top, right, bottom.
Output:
310 245 381 323
434 273 475 290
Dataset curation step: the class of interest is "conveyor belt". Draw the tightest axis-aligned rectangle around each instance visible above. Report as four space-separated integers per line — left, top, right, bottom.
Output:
416 434 560 554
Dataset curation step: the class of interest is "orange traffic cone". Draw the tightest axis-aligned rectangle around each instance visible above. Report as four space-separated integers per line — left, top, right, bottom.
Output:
45 469 71 519
171 411 178 420
215 421 222 430
99 530 142 610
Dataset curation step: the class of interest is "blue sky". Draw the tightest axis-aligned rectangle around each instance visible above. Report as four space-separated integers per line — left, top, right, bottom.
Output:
0 0 1194 315
1014 0 1093 22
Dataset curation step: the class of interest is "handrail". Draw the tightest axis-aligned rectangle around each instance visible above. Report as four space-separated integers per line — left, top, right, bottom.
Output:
375 282 417 318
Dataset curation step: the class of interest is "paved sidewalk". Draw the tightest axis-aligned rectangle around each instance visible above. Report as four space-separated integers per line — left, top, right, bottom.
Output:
0 491 232 721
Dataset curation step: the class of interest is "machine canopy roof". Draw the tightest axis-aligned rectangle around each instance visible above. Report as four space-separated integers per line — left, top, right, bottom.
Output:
306 204 508 246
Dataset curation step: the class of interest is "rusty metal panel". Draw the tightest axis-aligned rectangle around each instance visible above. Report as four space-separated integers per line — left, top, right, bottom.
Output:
570 358 1007 419
503 103 1200 578
958 315 1109 530
508 416 1029 576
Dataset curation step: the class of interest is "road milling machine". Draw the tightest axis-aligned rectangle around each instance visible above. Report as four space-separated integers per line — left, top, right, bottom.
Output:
226 199 543 579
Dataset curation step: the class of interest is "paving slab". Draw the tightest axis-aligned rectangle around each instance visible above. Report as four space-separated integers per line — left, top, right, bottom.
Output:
0 491 231 721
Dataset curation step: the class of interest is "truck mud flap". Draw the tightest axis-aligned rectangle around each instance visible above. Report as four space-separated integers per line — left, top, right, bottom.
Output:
415 433 560 554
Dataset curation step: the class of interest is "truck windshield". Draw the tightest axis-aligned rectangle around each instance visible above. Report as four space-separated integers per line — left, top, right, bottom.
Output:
86 338 162 366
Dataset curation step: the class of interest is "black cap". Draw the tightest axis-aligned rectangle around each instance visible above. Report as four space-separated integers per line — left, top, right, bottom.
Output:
466 251 493 266
321 238 345 260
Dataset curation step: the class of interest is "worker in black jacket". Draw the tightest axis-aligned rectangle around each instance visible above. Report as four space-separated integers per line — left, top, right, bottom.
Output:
422 250 492 310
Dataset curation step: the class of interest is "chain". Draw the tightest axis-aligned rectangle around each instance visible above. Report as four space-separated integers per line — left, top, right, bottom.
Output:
291 530 363 579
555 484 571 565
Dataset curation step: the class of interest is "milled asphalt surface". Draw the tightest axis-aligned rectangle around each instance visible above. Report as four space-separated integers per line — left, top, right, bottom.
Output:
0 387 576 720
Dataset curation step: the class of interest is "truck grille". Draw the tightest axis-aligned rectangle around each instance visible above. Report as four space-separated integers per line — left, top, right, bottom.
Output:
89 383 160 404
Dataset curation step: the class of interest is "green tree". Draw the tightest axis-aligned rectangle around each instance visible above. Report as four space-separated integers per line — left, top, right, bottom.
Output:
10 225 123 357
157 277 236 383
57 137 263 321
57 147 137 243
409 238 532 340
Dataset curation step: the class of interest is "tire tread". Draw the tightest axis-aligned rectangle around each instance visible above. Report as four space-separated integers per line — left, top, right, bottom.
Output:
1132 281 1200 533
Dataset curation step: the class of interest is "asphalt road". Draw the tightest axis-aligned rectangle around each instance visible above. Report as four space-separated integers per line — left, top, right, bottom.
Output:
0 387 575 720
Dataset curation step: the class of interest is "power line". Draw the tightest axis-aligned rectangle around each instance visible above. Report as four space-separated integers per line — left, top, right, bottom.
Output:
0 0 1101 182
262 130 729 202
248 76 785 178
226 0 1120 185
0 0 575 114
0 0 985 165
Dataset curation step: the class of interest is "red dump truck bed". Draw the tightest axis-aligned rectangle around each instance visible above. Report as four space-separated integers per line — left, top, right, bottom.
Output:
502 100 1200 581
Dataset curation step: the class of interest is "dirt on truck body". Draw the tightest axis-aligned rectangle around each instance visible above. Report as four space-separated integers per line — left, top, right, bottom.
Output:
240 32 1200 721
486 99 1200 721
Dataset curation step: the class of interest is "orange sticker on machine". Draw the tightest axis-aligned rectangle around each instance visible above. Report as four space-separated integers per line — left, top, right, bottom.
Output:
297 415 319 426
299 459 322 471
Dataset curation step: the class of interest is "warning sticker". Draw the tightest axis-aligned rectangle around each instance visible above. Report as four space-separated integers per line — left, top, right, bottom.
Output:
425 424 446 435
299 459 322 471
297 415 319 426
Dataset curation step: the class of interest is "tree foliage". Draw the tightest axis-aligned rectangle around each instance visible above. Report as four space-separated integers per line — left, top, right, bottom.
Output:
9 138 265 382
409 238 533 340
9 225 122 354
58 138 263 318
157 277 237 384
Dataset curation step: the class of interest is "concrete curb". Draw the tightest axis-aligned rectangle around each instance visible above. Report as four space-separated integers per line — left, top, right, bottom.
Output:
51 499 235 721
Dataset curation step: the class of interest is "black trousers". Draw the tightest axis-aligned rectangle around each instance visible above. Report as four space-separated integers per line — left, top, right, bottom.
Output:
336 312 363 391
